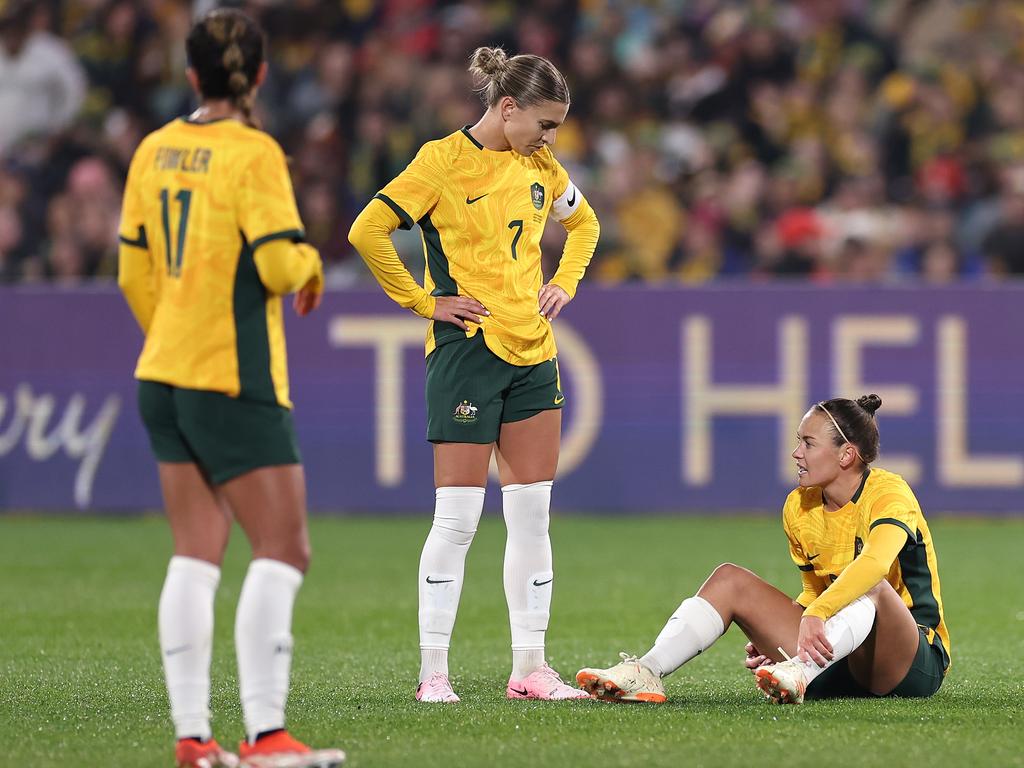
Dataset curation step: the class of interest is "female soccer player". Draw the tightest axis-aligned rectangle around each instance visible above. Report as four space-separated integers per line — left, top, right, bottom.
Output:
118 10 345 767
576 395 950 705
348 47 600 703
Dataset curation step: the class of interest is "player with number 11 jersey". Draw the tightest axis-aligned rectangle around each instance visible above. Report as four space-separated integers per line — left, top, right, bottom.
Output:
117 9 343 766
119 113 315 407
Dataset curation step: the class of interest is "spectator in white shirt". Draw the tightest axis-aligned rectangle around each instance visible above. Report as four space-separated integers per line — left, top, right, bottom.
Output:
0 0 86 155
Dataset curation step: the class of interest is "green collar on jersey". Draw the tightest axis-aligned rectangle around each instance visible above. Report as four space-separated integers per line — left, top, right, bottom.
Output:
460 126 484 150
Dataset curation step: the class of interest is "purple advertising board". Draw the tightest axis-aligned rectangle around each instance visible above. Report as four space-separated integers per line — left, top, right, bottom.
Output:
1 284 1022 514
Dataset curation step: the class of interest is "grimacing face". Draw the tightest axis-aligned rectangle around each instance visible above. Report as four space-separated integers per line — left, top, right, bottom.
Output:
792 409 846 488
501 98 569 156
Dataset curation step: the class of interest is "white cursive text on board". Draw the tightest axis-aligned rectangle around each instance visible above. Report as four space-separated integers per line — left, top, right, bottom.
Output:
0 384 121 508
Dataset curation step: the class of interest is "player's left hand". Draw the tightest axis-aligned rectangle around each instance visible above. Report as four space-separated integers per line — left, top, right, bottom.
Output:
538 283 570 320
293 283 322 317
743 641 769 671
797 615 833 668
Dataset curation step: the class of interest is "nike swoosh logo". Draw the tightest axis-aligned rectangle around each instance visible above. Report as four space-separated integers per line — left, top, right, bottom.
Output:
532 578 553 587
510 686 529 696
807 553 820 561
567 188 576 206
164 644 191 656
426 576 454 584
466 194 488 204
553 394 565 405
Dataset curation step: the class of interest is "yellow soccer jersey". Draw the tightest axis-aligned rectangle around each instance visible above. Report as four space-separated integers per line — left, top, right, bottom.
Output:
373 127 592 364
118 117 308 407
782 468 950 667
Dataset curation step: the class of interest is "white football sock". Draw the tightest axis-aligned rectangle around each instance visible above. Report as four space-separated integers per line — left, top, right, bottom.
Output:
418 486 485 681
235 558 303 742
502 481 554 680
159 556 220 740
639 596 725 678
797 595 876 684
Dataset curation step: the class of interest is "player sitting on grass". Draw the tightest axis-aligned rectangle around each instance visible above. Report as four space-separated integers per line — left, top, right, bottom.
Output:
577 395 950 705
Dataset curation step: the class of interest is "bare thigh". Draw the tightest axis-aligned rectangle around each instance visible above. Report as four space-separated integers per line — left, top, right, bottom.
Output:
158 462 232 566
218 464 311 573
847 581 923 694
495 409 561 486
696 563 805 663
433 442 493 488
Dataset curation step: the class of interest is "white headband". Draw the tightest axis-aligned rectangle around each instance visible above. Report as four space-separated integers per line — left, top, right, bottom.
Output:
816 402 850 444
816 401 865 464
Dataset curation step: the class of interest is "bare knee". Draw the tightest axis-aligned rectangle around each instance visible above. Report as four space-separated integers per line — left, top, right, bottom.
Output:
292 540 312 573
697 563 758 606
863 579 896 605
253 537 311 573
706 563 756 589
171 525 229 565
694 563 763 626
434 444 492 488
173 541 227 566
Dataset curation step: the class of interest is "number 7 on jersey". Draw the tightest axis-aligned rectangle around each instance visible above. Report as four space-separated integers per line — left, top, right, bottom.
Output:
508 219 523 260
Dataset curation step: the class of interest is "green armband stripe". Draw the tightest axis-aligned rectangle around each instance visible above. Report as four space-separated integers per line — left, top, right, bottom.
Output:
869 517 915 541
119 226 148 249
250 229 306 251
374 193 414 230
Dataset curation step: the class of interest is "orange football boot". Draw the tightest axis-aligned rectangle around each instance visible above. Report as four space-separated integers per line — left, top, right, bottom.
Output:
238 730 345 768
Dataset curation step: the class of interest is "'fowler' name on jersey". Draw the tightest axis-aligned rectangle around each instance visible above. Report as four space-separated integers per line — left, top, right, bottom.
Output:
154 146 213 174
119 117 307 407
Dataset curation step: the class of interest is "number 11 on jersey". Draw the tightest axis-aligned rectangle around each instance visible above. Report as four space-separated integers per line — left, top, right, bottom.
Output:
159 187 192 277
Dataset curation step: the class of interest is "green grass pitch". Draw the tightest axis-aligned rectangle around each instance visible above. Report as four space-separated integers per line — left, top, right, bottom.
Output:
2 514 1022 767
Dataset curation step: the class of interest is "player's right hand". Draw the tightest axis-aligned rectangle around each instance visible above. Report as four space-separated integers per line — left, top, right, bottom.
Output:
743 641 769 671
432 295 489 330
293 281 322 317
797 615 833 668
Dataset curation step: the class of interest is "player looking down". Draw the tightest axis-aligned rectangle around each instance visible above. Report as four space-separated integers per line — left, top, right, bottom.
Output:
349 46 600 703
577 395 950 705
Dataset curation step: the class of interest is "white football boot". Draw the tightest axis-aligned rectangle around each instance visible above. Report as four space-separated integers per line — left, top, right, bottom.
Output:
754 648 810 704
576 653 666 703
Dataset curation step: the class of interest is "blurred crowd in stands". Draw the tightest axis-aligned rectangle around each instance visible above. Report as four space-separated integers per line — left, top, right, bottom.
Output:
3 0 1024 284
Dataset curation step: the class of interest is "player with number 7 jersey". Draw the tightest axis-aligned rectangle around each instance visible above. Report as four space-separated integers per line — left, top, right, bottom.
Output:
351 105 596 367
349 46 600 705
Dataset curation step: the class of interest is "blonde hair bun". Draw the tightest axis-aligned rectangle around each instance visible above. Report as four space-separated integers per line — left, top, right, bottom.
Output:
469 46 509 78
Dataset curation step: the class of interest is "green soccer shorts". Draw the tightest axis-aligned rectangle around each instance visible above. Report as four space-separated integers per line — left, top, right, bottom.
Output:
138 380 301 485
425 332 564 444
805 627 947 700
